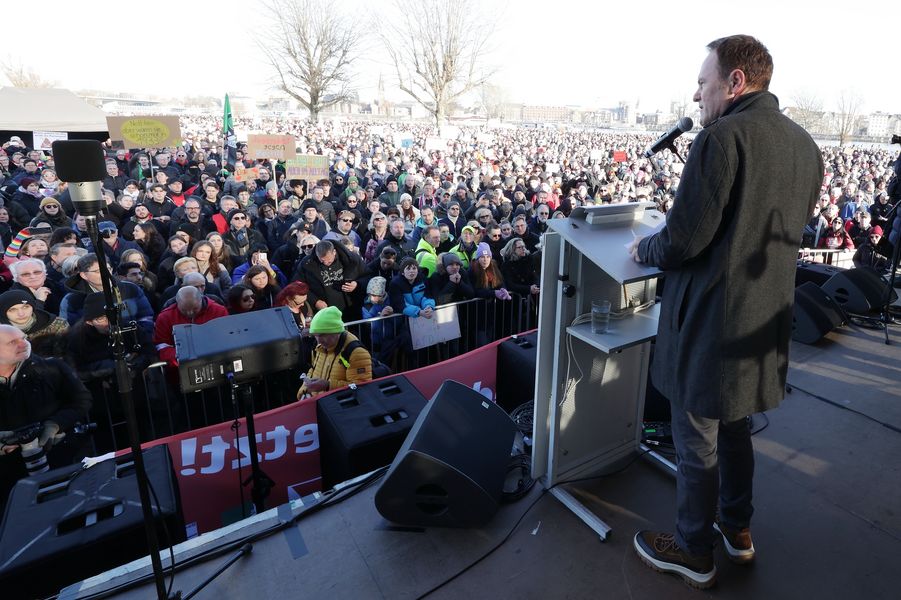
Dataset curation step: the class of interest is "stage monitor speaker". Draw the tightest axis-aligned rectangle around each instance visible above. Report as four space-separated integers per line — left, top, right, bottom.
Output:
318 375 428 489
0 444 184 598
796 261 846 287
374 380 518 528
793 282 844 344
822 267 897 314
495 332 537 412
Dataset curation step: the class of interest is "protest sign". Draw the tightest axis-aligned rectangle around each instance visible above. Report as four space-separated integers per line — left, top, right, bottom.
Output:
107 115 182 149
32 130 67 151
409 305 461 350
285 155 330 180
247 134 296 161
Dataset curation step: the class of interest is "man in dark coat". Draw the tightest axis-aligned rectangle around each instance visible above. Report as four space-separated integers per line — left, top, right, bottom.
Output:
298 240 363 319
628 35 823 588
0 325 92 512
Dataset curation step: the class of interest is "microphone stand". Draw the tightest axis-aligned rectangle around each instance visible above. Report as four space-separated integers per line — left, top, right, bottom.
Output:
84 215 174 600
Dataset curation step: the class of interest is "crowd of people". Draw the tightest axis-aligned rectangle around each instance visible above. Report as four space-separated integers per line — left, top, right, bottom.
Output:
0 120 898 508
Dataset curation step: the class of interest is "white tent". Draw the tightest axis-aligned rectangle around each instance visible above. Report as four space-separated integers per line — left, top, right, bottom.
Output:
0 87 107 132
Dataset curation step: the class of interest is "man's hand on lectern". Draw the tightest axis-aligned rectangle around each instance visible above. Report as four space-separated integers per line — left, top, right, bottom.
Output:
627 235 645 263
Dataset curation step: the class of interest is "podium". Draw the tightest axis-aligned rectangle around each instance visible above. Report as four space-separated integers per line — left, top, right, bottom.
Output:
531 203 669 540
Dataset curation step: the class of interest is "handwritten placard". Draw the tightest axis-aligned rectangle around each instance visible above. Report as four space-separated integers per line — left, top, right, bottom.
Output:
107 115 182 149
285 155 330 180
409 305 461 350
233 167 260 182
613 150 628 162
247 134 296 161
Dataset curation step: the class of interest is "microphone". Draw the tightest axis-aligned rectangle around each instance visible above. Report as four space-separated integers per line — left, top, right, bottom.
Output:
52 140 108 217
643 117 693 158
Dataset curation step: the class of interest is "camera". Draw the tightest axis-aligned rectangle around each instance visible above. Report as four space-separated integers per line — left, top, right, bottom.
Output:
892 134 901 145
0 422 43 446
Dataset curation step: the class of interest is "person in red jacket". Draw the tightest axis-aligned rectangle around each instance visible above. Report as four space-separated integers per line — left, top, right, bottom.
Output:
152 286 228 368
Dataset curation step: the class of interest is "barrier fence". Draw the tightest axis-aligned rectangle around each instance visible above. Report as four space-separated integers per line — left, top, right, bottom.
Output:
84 294 539 454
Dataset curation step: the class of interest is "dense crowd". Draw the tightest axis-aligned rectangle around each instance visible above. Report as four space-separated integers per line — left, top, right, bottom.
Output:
0 120 898 394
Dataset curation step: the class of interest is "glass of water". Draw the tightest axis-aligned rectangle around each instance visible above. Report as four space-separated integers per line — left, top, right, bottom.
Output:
591 300 611 334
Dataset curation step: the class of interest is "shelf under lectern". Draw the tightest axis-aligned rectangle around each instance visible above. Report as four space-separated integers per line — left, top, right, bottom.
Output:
566 303 660 354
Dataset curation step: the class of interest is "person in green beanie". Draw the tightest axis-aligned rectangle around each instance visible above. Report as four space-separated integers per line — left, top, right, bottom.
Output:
297 306 372 399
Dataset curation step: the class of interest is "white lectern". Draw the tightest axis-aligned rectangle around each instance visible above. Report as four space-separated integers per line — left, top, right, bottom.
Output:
531 203 670 540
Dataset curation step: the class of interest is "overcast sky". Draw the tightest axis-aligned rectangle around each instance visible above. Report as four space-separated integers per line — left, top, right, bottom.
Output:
6 0 898 115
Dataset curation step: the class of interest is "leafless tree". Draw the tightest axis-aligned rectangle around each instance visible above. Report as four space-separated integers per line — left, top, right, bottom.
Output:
835 91 863 145
378 0 496 125
479 83 509 121
256 0 357 122
1 56 56 88
790 90 824 134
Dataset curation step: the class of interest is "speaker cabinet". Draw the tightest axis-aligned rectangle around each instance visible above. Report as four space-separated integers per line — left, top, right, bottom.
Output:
495 332 538 412
317 375 428 489
793 282 844 344
0 444 184 598
374 380 518 528
796 261 846 287
822 267 897 314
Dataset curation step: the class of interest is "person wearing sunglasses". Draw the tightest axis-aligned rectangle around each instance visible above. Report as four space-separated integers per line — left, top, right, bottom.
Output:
222 208 265 263
323 210 361 251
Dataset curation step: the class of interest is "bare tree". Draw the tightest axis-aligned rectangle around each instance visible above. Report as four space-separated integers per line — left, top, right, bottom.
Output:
479 83 509 121
256 0 357 122
378 0 496 125
835 91 863 145
1 56 56 88
790 90 823 134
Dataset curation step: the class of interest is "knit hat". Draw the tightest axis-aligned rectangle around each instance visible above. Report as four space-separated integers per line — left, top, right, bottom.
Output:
441 252 462 267
83 292 107 321
227 208 248 222
308 306 345 334
0 290 36 319
301 199 318 212
475 242 492 259
871 225 883 236
366 276 387 297
399 193 413 203
98 221 117 232
40 197 61 209
461 225 476 235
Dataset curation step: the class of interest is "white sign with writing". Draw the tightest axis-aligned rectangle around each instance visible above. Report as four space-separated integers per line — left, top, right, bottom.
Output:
409 305 460 350
32 130 67 151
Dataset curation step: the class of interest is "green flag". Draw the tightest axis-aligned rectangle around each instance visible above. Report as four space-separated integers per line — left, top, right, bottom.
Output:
223 93 237 167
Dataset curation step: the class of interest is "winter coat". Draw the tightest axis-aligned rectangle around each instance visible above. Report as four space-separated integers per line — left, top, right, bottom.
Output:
297 331 372 398
636 91 823 421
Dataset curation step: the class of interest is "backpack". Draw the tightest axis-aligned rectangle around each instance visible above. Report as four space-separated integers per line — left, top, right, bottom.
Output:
339 337 392 379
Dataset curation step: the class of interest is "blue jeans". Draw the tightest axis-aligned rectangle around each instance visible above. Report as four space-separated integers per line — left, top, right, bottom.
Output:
670 403 755 556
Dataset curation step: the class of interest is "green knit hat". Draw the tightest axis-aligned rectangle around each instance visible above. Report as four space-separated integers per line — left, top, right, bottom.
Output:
309 306 345 334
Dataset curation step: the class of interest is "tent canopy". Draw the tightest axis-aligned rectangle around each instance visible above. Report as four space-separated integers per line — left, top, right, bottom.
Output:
0 87 107 132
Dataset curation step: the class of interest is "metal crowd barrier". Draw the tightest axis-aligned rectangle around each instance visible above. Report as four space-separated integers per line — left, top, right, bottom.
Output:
85 294 539 454
798 248 855 268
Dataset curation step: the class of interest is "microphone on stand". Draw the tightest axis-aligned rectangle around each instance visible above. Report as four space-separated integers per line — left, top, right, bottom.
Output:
644 117 694 158
51 140 107 216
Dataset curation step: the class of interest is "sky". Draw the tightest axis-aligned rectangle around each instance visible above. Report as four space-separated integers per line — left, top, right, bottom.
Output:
5 0 898 115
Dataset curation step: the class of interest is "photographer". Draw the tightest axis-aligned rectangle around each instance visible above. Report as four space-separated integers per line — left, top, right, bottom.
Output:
0 325 92 513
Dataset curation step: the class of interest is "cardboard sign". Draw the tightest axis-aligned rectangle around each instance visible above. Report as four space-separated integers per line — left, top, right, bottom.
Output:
32 130 67 151
425 137 445 152
589 149 605 160
247 134 296 161
107 115 182 149
400 137 414 149
409 305 461 350
285 155 330 180
545 162 560 174
613 150 628 162
233 167 260 182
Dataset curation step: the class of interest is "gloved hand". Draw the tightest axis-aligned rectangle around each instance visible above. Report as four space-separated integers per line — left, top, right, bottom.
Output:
0 431 15 453
38 421 61 447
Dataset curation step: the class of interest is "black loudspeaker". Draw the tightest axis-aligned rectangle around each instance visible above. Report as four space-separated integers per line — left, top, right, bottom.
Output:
0 445 184 598
796 261 846 287
317 375 428 489
495 332 537 412
793 282 845 344
822 267 897 314
374 380 518 528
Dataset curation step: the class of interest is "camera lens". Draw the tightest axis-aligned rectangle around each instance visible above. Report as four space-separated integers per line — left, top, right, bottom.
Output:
20 438 49 475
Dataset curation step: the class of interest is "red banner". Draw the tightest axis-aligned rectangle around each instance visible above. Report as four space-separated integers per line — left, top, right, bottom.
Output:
135 339 504 536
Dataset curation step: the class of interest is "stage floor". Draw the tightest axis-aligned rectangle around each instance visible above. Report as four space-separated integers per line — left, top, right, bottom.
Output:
72 323 901 600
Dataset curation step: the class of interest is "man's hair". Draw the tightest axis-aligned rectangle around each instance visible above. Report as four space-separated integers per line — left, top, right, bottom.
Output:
315 240 335 258
707 35 773 91
49 242 76 257
116 261 142 276
77 253 99 273
150 183 166 192
9 258 46 280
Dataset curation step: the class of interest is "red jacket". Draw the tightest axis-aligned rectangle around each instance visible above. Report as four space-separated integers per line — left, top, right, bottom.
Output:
152 298 228 367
